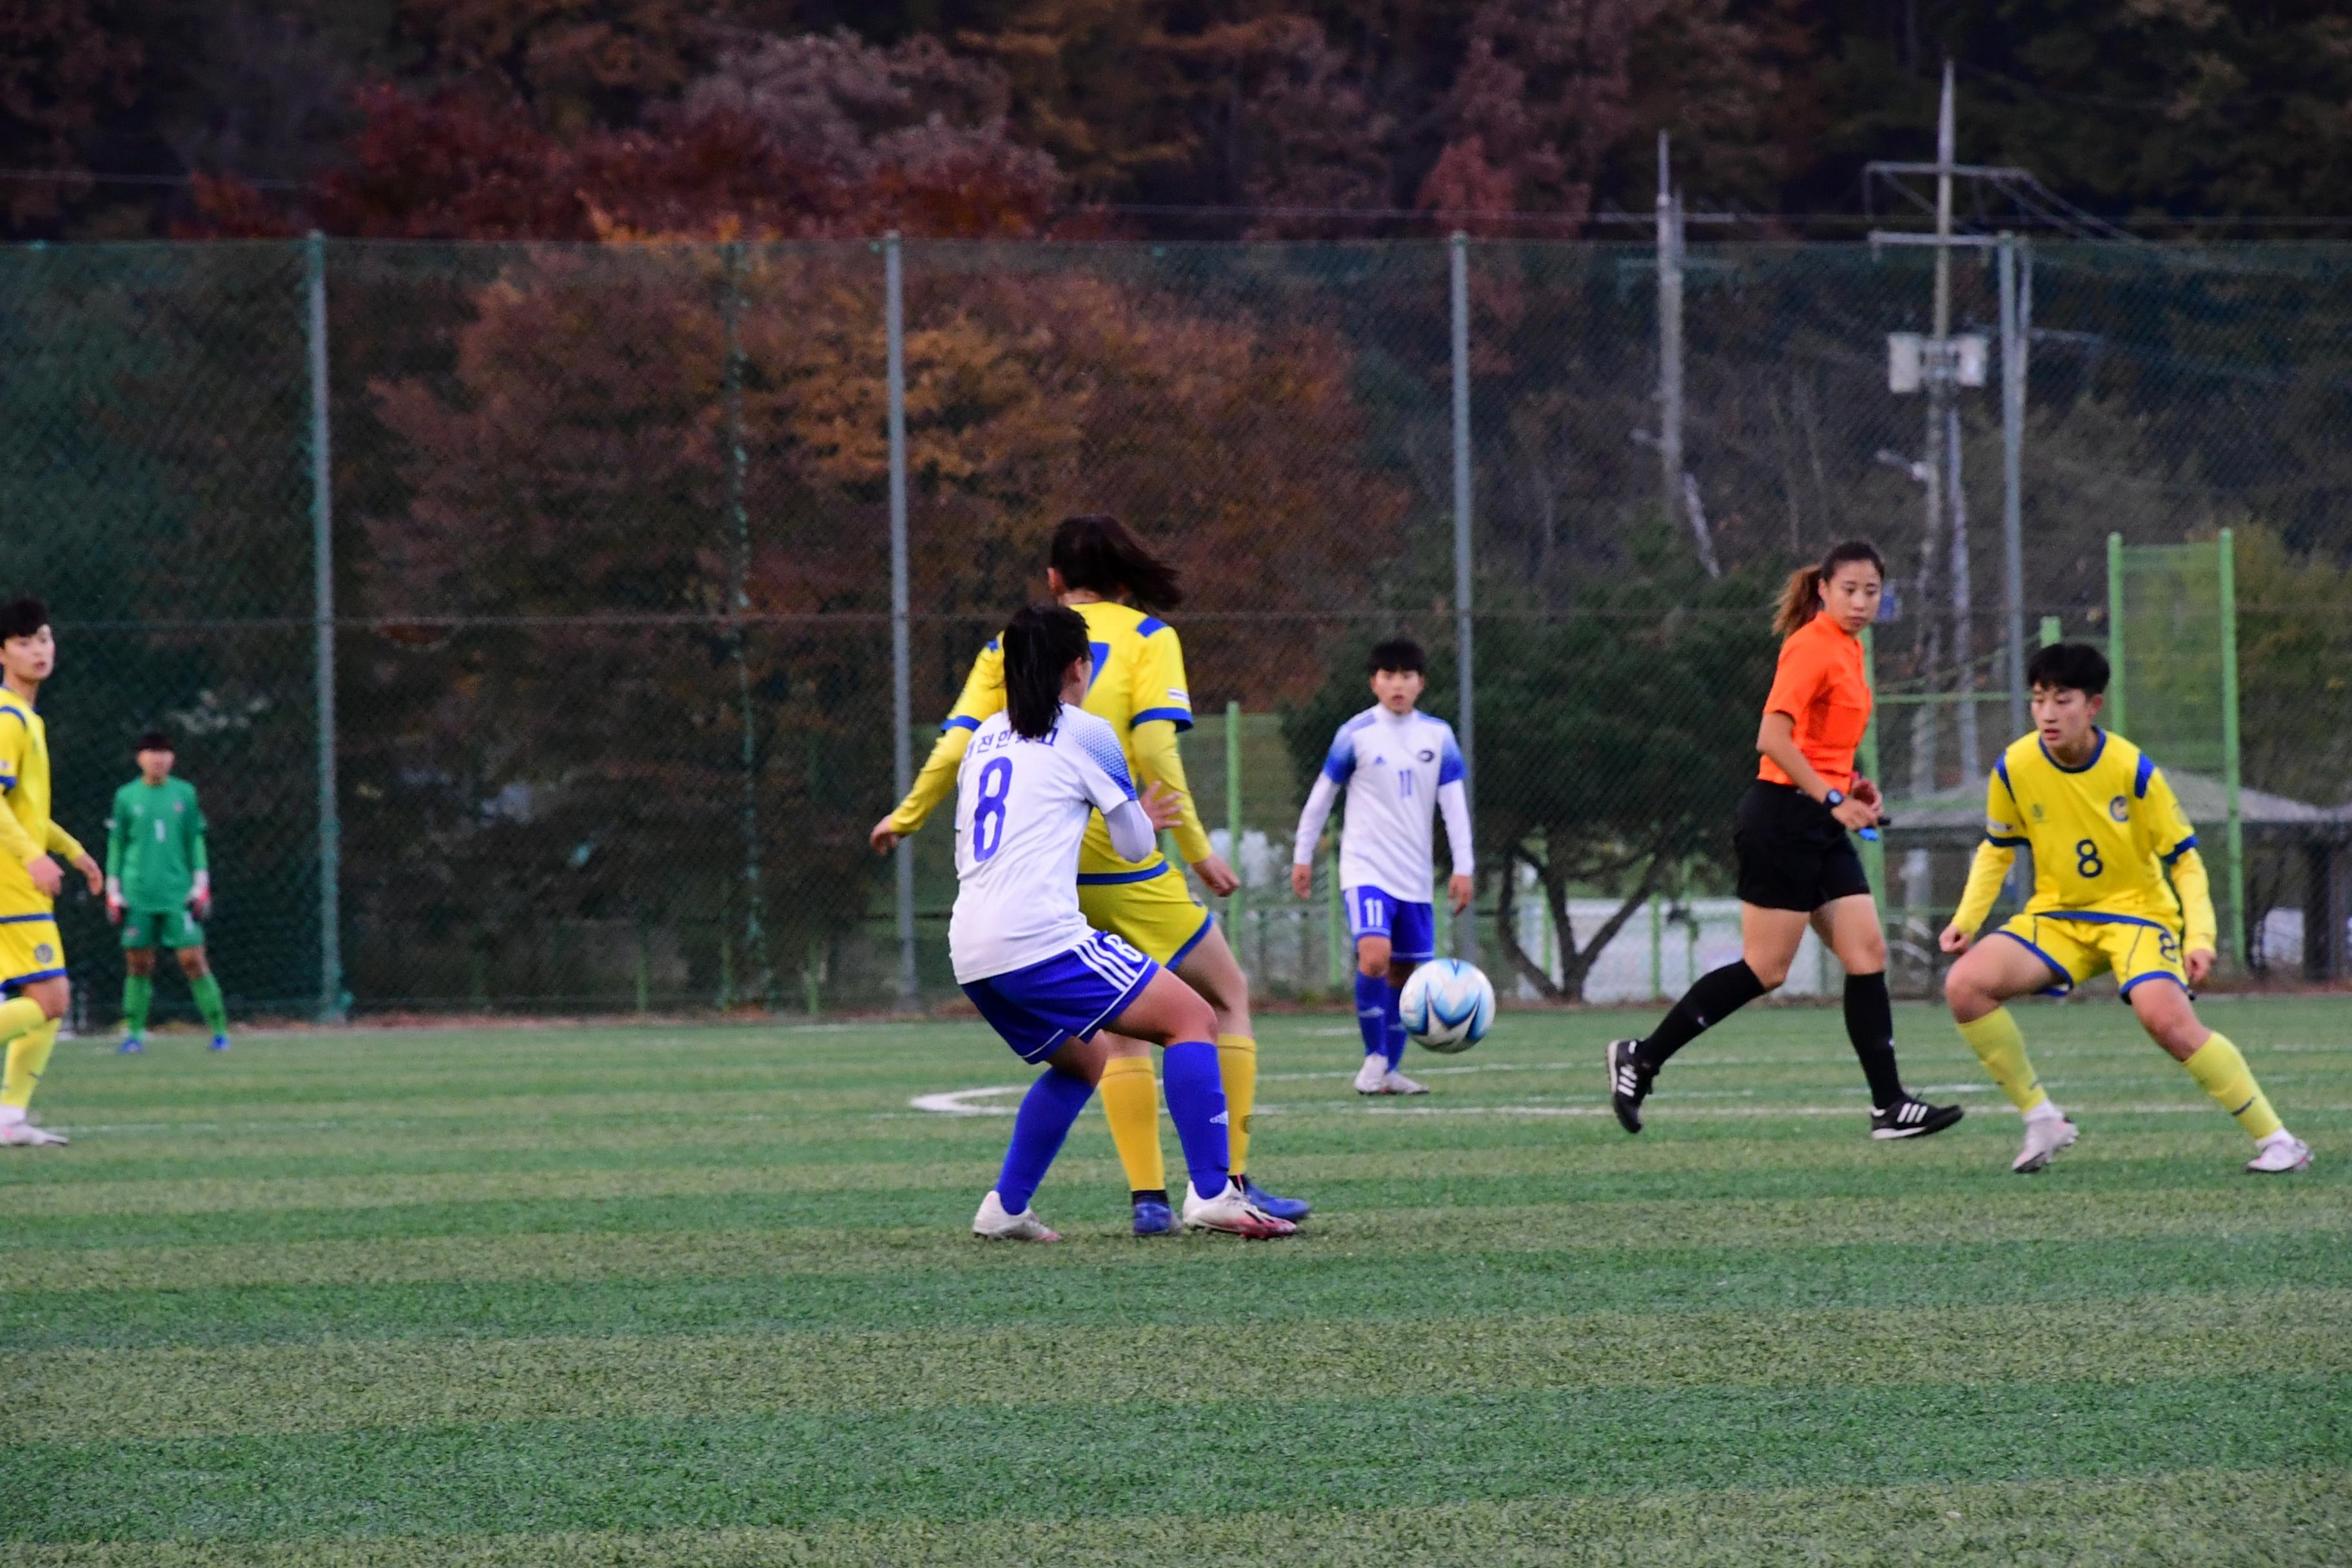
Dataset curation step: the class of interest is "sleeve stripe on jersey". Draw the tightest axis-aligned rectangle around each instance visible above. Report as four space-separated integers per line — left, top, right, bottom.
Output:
1130 707 1192 730
2162 835 2198 863
0 773 14 789
1985 834 2028 848
1074 724 1139 797
2134 752 2155 799
0 708 23 727
1136 616 1169 638
1994 756 2014 798
941 716 981 733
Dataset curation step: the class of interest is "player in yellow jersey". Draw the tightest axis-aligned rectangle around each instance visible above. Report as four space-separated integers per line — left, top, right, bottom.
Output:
872 516 1308 1234
1939 643 2309 1175
0 599 104 1148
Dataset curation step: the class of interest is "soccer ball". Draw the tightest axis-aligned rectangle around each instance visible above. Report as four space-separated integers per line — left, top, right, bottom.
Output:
1399 959 1494 1054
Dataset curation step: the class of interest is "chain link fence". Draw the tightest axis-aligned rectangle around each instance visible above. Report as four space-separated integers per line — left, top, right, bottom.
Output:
3 237 2349 1021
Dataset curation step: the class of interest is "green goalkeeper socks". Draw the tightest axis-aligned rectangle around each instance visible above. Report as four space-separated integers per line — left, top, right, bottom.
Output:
190 972 229 1038
122 975 153 1037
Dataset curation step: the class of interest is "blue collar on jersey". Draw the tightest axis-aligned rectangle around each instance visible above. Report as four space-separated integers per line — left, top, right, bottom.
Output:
2039 727 2106 774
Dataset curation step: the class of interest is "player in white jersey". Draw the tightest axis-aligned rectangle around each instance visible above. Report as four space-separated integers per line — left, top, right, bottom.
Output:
1290 638 1474 1095
956 606 1295 1241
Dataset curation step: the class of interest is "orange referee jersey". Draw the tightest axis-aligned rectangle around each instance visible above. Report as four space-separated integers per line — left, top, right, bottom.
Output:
1757 612 1871 792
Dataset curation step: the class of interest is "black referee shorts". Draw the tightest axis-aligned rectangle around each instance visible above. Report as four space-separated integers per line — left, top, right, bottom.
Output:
1733 781 1872 913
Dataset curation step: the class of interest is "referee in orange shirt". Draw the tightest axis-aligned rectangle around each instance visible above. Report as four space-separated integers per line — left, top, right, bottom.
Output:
1609 540 1963 1141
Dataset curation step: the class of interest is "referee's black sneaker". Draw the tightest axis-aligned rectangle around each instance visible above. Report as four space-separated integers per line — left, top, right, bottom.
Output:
1607 1039 1654 1133
1870 1096 1964 1140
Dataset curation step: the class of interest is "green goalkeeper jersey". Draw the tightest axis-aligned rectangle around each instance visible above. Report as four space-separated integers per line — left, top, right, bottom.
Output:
107 777 208 910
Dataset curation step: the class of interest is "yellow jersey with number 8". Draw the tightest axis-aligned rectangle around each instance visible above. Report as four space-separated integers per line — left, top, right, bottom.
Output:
1983 729 2203 936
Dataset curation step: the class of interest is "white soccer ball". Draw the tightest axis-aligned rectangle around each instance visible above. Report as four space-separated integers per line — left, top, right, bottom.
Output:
1399 958 1494 1054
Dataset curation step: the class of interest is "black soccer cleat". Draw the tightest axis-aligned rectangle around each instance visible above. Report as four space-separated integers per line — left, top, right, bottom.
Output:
1870 1096 1965 1141
1607 1039 1655 1134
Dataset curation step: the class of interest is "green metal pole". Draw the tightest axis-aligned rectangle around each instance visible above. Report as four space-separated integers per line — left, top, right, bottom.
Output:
1225 700 1245 967
1858 625 1886 939
2219 529 2246 970
1327 849 1346 994
306 233 344 1023
1649 892 1662 1001
2039 614 2062 649
2106 533 2127 737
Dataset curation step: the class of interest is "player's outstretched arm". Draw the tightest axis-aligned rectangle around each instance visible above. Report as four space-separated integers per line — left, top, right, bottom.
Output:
1290 773 1339 900
871 724 976 853
1944 839 2017 954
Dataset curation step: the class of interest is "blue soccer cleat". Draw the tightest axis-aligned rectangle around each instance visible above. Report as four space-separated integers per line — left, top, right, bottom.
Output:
1131 1192 1175 1236
209 1034 231 1052
117 1036 143 1055
1241 1177 1310 1224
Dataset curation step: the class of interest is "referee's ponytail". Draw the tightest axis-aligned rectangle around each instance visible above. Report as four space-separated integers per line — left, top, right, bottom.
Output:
1774 540 1886 639
1002 604 1092 739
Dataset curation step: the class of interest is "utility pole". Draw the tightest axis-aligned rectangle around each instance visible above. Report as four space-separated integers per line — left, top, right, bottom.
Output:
1997 235 2029 739
1656 133 1683 524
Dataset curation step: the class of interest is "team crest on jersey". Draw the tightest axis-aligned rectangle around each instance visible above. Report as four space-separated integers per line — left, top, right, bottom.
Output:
2030 803 2046 821
33 943 54 964
2109 796 2130 822
1417 748 1435 763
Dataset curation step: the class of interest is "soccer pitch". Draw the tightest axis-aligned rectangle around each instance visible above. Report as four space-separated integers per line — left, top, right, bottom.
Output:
6 1001 2349 1564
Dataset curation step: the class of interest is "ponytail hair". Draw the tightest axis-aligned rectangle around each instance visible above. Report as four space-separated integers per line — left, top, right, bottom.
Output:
1001 604 1093 739
1773 539 1886 639
1050 514 1184 610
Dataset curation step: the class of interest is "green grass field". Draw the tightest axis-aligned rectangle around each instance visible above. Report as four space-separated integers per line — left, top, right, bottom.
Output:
5 998 2349 1564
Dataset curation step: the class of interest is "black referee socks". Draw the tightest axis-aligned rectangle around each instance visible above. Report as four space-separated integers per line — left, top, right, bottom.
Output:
1843 971 1907 1108
1637 960 1767 1073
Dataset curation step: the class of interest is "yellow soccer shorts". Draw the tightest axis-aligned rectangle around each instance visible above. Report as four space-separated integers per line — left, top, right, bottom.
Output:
0 911 66 994
1992 912 2187 1001
1077 861 1215 968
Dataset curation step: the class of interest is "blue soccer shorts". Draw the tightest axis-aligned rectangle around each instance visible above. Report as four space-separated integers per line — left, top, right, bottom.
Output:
1346 885 1436 963
962 930 1161 1064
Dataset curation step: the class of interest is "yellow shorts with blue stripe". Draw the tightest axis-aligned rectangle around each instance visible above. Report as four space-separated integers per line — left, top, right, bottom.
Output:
1993 913 2186 1001
1077 859 1215 968
0 911 66 994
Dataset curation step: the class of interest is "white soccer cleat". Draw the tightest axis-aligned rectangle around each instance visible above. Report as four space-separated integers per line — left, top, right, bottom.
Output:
2246 1131 2312 1174
0 1120 68 1147
1383 1069 1429 1095
1353 1056 1393 1095
971 1190 1061 1242
2013 1112 2079 1174
1181 1180 1298 1239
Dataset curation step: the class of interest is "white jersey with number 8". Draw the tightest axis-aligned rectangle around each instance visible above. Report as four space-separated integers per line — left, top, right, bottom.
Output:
950 705 1148 983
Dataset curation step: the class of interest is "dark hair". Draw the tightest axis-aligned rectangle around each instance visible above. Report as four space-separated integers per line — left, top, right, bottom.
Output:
135 730 175 756
1367 637 1426 676
1773 540 1886 638
1001 604 1092 739
1050 514 1184 611
0 598 48 643
2026 642 2110 697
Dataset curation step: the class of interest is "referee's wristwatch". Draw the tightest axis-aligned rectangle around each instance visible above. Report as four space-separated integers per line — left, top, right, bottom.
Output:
1823 789 1846 809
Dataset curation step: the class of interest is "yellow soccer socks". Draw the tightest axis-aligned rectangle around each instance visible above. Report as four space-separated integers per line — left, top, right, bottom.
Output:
1217 1034 1257 1177
2 1017 59 1117
1098 1054 1167 1195
1957 1008 2049 1114
2182 1033 2284 1142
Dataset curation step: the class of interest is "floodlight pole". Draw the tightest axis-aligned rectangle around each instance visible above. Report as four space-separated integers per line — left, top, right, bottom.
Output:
306 233 344 1024
1449 231 1479 966
887 233 916 1008
1656 133 1683 521
1998 234 2029 738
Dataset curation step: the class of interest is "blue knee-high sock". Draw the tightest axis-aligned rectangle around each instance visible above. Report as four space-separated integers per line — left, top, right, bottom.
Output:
1384 979 1407 1071
1161 1040 1231 1198
995 1067 1095 1215
1355 971 1389 1059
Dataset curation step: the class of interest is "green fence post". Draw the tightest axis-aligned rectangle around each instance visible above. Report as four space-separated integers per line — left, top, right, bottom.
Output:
2106 533 2127 736
1858 625 1886 943
2039 614 2062 648
306 232 344 1023
1226 700 1245 969
2219 529 2246 969
1328 849 1346 994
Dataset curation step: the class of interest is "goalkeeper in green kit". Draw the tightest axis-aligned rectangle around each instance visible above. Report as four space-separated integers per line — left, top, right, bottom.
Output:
107 733 230 1053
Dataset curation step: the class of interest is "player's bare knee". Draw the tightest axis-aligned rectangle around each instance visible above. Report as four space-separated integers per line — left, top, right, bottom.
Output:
30 977 67 1021
1747 956 1792 991
1841 930 1889 975
1175 993 1219 1044
1943 964 1986 1016
126 948 155 977
1355 939 1391 978
179 947 209 978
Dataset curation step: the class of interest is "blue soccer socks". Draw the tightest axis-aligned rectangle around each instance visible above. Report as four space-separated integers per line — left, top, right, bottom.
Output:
994 1066 1095 1215
1160 1039 1232 1198
1355 971 1389 1059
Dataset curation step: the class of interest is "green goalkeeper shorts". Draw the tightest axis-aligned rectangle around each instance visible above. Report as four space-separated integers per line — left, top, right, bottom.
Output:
122 907 203 951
